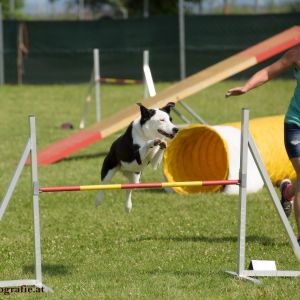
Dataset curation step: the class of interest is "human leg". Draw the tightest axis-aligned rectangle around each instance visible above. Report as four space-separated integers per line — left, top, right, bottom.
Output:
290 157 300 243
282 122 300 244
280 179 293 217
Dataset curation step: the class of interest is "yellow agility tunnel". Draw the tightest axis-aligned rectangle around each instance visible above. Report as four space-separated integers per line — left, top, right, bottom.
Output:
163 115 296 194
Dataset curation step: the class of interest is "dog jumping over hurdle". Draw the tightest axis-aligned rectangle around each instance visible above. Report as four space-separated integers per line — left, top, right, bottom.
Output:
95 102 178 212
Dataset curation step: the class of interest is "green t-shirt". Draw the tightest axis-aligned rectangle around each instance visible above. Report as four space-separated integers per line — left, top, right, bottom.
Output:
285 68 300 126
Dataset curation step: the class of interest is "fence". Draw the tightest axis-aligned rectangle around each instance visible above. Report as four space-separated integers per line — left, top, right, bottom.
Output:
3 14 300 84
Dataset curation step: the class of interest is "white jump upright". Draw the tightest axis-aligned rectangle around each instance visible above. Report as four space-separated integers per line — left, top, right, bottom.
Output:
0 116 52 292
143 49 156 98
1 109 300 292
79 48 101 129
94 48 101 123
226 108 300 283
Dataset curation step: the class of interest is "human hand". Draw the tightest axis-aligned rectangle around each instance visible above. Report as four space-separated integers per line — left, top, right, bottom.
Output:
225 87 246 98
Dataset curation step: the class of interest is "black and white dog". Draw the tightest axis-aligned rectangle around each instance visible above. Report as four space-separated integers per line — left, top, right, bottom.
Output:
95 102 178 212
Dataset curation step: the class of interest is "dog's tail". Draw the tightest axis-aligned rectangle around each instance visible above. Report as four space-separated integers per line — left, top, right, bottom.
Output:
100 153 116 180
95 159 109 207
96 154 118 207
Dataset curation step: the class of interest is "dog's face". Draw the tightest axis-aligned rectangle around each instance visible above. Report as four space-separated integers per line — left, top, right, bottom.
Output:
137 102 179 140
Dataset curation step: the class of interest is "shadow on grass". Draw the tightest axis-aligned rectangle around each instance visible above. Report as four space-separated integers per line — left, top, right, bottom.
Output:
144 269 202 276
134 188 167 194
58 151 108 163
141 269 235 278
128 235 274 245
23 264 71 277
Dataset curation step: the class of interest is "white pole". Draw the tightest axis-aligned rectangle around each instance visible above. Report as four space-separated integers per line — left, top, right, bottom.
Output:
237 108 249 276
143 50 156 98
29 116 43 286
255 0 259 14
143 50 149 98
0 139 31 221
79 0 84 20
94 49 101 122
143 50 148 98
9 0 15 19
143 0 149 18
178 0 186 80
0 4 4 85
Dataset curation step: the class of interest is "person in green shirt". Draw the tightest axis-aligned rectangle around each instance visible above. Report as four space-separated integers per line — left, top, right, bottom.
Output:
225 47 300 245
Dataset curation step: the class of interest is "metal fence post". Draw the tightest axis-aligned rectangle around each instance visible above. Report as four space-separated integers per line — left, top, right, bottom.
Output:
94 48 101 122
178 0 186 80
0 3 5 85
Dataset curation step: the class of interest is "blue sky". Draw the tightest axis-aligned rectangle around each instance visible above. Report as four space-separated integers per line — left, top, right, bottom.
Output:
23 0 68 15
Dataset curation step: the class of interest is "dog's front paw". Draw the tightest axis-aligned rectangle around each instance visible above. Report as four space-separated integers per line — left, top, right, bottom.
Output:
153 139 162 146
153 139 166 149
159 141 167 149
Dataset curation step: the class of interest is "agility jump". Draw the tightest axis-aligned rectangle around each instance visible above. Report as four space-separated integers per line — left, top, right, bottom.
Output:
1 109 300 292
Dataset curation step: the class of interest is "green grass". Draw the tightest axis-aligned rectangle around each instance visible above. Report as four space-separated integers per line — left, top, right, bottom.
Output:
0 80 300 299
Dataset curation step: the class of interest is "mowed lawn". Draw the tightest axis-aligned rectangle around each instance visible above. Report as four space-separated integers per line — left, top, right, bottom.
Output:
0 80 300 299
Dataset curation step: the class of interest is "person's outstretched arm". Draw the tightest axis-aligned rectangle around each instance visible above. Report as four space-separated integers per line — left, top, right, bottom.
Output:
225 48 300 98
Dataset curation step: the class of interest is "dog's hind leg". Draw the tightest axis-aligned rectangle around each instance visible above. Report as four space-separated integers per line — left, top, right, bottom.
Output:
95 166 118 207
123 172 141 213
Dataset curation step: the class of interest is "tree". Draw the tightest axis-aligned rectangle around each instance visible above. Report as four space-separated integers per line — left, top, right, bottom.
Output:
0 0 24 19
78 0 179 17
124 0 178 16
69 0 206 18
124 0 207 17
75 0 126 12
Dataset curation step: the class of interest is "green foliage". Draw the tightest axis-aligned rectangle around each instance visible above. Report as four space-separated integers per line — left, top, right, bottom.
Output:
118 0 300 16
83 0 180 16
83 0 125 9
124 0 178 16
0 0 23 19
0 81 300 299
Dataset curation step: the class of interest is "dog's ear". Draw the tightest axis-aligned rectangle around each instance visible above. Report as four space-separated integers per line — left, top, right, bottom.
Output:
137 103 155 123
160 102 175 114
137 102 149 117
